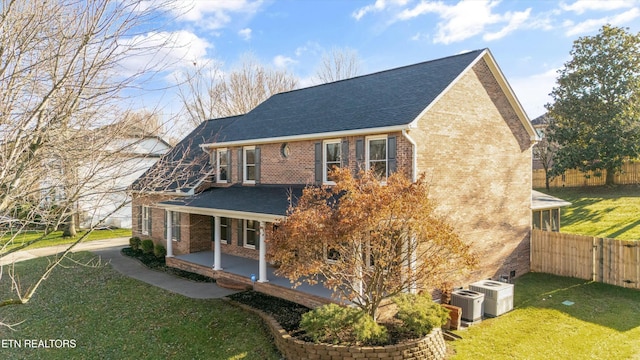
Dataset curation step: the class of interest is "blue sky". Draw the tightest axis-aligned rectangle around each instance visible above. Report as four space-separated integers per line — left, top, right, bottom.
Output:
132 0 640 123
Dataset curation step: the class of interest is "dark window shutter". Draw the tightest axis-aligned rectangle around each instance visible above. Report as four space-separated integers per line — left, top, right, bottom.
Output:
237 219 243 246
211 216 215 242
226 150 232 182
148 208 153 236
175 213 181 241
355 138 364 173
255 223 260 250
341 140 349 168
237 149 243 183
314 142 322 184
255 147 261 184
388 136 397 175
164 210 167 240
137 206 142 233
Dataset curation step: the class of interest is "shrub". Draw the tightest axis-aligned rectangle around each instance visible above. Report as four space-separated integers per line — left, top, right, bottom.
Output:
129 237 141 251
393 293 450 337
300 303 388 345
140 239 154 254
154 243 167 258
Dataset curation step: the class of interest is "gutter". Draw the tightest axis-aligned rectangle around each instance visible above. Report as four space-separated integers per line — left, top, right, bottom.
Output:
199 125 410 149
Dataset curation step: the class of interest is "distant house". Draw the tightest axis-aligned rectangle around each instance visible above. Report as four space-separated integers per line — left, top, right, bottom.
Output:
531 113 552 170
77 124 171 229
131 49 539 292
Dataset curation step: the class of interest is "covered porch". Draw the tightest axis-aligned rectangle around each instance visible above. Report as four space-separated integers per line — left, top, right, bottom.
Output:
168 250 335 308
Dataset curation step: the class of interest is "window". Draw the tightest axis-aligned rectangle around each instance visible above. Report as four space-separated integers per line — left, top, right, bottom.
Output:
532 209 560 232
141 206 151 235
323 139 341 183
217 149 228 183
244 219 259 248
168 211 181 241
220 217 229 244
366 136 387 180
244 146 256 183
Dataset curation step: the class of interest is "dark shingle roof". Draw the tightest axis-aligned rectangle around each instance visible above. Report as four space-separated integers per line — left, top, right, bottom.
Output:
160 185 305 216
208 49 485 144
130 116 240 193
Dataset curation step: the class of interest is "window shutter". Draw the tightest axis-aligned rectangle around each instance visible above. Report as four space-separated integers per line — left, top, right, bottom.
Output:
237 219 243 246
137 206 142 233
341 140 349 168
148 208 152 236
226 150 232 182
255 147 261 184
355 138 364 173
255 223 260 250
314 142 322 184
388 136 397 175
211 216 215 242
164 210 167 240
237 149 243 183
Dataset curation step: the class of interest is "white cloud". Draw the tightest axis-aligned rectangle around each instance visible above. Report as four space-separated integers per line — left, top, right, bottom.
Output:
352 0 410 20
117 30 212 76
238 28 252 40
484 8 531 41
564 8 640 36
560 0 636 15
273 55 297 68
394 0 531 44
147 0 264 30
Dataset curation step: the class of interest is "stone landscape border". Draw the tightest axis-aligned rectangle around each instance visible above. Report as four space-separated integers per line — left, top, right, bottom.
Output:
229 300 447 360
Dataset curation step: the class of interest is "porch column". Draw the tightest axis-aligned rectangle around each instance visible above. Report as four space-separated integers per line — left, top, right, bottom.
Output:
213 216 222 270
166 211 173 257
258 221 268 283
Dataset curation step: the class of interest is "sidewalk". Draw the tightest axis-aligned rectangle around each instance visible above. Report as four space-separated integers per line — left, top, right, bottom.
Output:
0 238 238 299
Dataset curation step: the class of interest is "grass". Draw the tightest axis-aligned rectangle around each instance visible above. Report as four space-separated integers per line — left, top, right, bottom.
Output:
0 228 132 251
0 252 281 360
536 185 640 240
449 272 640 359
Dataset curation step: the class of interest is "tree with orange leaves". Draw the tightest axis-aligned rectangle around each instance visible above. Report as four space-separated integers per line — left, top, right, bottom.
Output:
267 168 477 321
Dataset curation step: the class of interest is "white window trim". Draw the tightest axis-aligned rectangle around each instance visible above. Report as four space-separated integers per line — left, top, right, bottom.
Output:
244 219 257 249
216 148 228 184
323 139 342 185
365 135 388 180
243 146 256 184
141 206 150 235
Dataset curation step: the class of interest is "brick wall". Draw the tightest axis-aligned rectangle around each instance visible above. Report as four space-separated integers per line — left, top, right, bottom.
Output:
410 57 533 284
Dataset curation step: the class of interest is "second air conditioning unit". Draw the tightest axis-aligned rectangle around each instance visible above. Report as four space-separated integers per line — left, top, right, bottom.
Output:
469 280 514 317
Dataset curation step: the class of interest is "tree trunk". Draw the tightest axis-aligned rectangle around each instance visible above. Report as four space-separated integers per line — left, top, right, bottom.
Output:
605 167 616 186
63 215 77 237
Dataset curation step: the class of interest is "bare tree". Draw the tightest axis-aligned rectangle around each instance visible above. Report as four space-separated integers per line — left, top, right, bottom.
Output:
0 0 187 318
314 47 362 84
177 54 299 127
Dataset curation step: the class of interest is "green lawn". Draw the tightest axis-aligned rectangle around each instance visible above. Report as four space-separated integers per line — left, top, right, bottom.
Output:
450 272 640 359
1 228 132 252
536 185 640 240
0 252 281 360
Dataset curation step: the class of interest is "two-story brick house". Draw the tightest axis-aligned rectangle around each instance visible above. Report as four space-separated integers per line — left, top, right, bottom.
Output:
131 49 538 291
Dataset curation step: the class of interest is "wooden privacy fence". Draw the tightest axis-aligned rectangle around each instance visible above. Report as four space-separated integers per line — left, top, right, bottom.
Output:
531 229 640 290
532 161 640 188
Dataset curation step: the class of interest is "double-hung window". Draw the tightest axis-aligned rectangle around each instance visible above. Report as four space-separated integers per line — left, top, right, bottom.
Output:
217 149 228 183
323 139 341 184
171 212 181 241
220 217 229 244
366 136 388 180
244 219 259 248
141 206 151 235
243 146 256 183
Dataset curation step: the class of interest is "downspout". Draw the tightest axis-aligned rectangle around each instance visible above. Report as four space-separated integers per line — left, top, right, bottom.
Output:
402 129 418 182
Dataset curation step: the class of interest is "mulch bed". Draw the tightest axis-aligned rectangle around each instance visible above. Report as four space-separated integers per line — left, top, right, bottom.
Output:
121 247 216 283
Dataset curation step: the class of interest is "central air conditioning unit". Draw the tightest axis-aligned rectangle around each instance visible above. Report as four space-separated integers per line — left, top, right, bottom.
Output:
451 289 484 323
469 280 514 317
